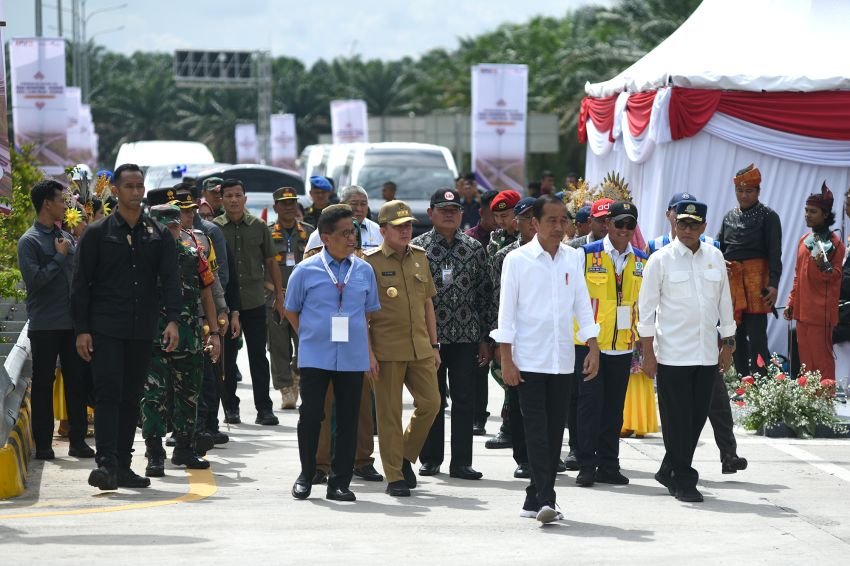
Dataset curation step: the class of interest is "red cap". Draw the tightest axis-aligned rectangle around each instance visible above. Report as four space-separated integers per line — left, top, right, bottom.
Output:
490 190 521 212
591 198 614 218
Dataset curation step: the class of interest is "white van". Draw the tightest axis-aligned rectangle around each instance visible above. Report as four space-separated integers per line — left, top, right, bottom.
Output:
114 140 216 171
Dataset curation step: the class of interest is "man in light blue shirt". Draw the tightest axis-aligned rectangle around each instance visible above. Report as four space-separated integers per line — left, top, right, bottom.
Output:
284 204 380 503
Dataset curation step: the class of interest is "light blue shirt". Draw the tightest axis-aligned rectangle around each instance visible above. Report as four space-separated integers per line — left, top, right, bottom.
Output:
285 248 380 371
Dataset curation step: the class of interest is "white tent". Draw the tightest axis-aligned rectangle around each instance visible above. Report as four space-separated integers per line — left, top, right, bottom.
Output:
580 0 850 357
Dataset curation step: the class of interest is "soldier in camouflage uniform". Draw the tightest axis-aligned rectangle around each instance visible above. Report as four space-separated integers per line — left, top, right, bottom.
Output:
267 186 314 409
141 188 222 478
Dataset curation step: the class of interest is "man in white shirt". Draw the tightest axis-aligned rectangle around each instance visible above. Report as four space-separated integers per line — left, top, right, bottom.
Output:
575 201 646 488
492 195 600 524
306 185 383 251
638 201 736 504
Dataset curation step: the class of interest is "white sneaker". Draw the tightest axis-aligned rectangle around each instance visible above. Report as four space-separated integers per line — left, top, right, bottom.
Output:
536 505 560 524
519 509 537 518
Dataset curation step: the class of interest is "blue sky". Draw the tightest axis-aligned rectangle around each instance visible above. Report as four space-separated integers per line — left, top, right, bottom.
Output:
8 0 608 65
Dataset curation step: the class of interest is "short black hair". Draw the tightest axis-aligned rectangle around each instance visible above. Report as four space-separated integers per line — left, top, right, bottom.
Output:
113 163 143 185
532 194 565 221
825 210 837 227
91 197 104 216
220 179 244 194
383 181 397 191
31 179 64 213
318 204 353 234
480 190 499 209
464 172 476 182
172 181 194 192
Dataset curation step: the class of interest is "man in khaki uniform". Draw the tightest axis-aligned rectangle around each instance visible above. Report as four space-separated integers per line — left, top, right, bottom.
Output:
365 200 441 497
267 187 314 409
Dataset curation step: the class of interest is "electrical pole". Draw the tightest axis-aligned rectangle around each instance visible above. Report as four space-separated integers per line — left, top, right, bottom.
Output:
58 0 63 36
256 51 272 164
35 0 44 36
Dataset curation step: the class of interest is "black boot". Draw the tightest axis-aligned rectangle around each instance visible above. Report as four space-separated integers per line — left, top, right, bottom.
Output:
172 435 210 469
88 455 118 491
194 431 216 457
145 437 166 478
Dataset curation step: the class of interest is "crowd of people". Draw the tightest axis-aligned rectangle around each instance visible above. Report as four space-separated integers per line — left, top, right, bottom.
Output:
17 162 845 524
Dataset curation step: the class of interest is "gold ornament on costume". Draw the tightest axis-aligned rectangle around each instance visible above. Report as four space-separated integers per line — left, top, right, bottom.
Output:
565 178 591 216
102 200 112 216
64 207 83 229
386 287 398 298
95 172 113 198
594 171 633 203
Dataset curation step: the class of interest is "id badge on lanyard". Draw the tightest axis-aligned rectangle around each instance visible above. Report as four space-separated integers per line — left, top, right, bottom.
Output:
321 252 353 343
442 263 453 286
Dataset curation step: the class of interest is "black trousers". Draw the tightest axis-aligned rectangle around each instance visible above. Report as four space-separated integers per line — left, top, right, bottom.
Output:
420 343 476 468
507 386 527 465
297 368 363 490
198 353 221 434
518 371 570 509
576 352 631 472
567 346 589 452
223 305 273 413
90 334 153 467
28 329 89 449
656 364 715 491
708 368 737 457
473 362 490 423
733 313 770 376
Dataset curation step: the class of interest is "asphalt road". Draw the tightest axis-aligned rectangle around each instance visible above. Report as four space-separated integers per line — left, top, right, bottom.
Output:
2 349 850 564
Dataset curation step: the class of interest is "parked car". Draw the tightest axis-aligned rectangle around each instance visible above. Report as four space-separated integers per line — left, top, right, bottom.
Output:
194 164 305 222
115 140 216 172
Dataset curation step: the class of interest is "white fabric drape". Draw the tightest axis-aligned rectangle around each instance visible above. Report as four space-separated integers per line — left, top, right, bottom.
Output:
585 129 850 356
585 118 613 157
621 87 673 164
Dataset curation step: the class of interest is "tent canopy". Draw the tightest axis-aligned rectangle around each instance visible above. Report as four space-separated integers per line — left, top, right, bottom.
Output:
586 0 850 98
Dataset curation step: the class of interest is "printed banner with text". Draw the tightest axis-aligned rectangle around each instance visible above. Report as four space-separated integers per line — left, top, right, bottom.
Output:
235 123 258 163
0 0 12 197
270 113 298 170
10 37 67 176
470 64 528 192
330 100 368 144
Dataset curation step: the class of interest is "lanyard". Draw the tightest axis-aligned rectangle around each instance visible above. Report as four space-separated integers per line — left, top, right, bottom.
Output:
320 251 354 311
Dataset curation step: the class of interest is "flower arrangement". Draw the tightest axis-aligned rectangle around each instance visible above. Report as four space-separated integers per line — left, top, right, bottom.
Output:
733 354 843 438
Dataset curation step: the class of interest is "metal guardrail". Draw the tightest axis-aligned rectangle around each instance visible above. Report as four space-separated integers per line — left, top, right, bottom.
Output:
1 302 30 447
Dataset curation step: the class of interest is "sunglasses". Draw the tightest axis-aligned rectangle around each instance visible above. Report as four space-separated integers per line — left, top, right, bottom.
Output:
613 218 637 230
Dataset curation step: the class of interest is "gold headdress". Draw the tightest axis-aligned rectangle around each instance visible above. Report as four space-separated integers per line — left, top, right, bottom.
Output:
94 171 113 199
565 178 592 215
594 171 632 203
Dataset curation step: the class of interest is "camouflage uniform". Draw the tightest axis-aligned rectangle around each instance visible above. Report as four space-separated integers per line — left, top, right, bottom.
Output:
141 229 215 441
486 227 518 258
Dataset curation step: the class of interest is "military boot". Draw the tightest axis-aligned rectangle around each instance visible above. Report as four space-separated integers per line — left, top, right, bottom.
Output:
88 455 118 491
145 437 166 478
171 435 210 469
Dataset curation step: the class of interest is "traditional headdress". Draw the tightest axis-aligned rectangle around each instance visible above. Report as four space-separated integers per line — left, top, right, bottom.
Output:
806 181 834 212
594 171 633 203
733 164 761 189
564 178 592 215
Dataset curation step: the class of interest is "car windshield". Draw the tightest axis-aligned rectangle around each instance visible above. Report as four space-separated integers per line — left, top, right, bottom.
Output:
355 150 455 201
144 163 226 191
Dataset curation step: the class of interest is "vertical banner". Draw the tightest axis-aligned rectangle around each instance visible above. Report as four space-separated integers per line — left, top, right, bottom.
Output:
235 123 258 163
0 0 12 197
9 37 67 176
270 113 298 170
471 64 528 192
330 99 369 144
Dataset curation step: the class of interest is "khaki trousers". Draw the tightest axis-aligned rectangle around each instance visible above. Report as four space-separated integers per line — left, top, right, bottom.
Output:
267 309 298 390
373 358 440 483
317 377 376 472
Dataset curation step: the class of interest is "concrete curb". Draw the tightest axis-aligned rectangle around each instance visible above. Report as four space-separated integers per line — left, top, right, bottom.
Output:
0 391 32 499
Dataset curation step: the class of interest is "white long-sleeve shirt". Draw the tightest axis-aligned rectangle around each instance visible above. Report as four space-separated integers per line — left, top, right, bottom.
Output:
306 217 383 251
491 235 600 374
637 237 736 366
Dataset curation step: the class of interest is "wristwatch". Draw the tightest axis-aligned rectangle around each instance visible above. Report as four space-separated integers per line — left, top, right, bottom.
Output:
721 337 736 347
432 343 441 350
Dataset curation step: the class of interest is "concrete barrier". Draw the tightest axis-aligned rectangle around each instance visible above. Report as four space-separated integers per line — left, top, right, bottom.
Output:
0 392 32 499
0 303 31 499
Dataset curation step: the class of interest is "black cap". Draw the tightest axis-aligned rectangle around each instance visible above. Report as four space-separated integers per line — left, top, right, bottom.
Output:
430 188 462 208
609 201 638 222
463 172 476 182
675 200 707 223
147 187 179 207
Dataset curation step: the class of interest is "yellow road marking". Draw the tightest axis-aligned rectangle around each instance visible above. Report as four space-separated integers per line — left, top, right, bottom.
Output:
0 467 216 519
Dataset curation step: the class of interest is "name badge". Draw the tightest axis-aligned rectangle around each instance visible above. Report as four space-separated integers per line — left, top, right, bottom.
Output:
285 252 296 267
616 306 631 329
442 266 453 286
331 313 349 343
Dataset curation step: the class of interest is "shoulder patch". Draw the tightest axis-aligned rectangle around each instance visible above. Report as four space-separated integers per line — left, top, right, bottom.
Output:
409 244 426 252
363 247 382 256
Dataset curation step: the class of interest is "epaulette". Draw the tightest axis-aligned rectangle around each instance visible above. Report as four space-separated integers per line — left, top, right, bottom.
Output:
409 244 426 253
363 247 382 256
299 220 315 231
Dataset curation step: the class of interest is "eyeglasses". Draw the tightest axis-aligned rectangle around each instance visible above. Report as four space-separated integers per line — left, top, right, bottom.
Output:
676 220 704 232
334 228 357 239
613 218 637 230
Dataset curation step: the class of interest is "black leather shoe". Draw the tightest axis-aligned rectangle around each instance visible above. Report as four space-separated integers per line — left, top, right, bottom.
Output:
472 420 487 436
575 468 595 487
292 479 311 500
326 487 356 502
88 465 118 491
353 464 383 482
35 448 55 460
676 486 704 502
255 409 279 426
68 442 95 458
514 463 530 479
419 462 441 476
385 480 410 497
556 459 568 473
223 410 241 424
721 454 748 474
449 466 483 480
312 470 328 485
213 431 229 445
484 430 512 449
401 459 417 489
654 470 675 496
596 468 629 485
117 468 151 488
564 451 579 471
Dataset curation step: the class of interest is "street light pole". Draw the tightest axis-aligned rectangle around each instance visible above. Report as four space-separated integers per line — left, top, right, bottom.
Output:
35 0 44 36
80 2 128 102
